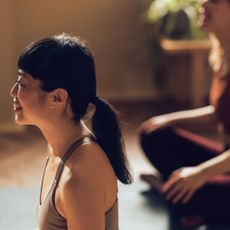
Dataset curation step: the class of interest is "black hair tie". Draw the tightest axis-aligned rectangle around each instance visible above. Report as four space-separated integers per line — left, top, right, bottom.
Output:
90 95 100 104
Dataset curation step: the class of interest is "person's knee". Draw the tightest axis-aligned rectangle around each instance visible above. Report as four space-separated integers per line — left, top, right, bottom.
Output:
140 132 151 150
140 128 171 152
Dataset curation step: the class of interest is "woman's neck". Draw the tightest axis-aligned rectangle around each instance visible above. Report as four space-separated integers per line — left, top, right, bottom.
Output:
216 31 230 64
39 120 91 158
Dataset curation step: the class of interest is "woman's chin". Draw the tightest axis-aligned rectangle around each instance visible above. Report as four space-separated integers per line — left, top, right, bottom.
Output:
14 116 29 125
200 22 212 34
15 120 27 125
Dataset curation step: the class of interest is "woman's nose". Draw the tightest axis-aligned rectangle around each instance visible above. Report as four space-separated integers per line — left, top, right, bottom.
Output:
199 0 208 14
10 82 18 97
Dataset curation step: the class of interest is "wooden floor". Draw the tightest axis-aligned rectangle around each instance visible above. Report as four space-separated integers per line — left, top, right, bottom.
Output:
0 100 186 187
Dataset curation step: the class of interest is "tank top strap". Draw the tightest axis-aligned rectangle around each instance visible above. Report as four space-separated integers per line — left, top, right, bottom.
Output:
54 136 95 184
39 157 50 205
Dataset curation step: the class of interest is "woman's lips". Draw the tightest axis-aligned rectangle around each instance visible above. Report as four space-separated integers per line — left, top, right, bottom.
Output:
198 12 210 27
13 104 22 112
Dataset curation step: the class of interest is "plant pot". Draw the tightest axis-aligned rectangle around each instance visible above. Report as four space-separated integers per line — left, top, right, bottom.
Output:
159 9 190 39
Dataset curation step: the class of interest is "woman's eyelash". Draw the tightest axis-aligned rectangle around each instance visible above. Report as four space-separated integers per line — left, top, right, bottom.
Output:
16 80 24 86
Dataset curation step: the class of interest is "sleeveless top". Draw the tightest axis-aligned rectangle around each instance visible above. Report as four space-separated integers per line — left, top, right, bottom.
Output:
210 72 230 144
37 136 119 230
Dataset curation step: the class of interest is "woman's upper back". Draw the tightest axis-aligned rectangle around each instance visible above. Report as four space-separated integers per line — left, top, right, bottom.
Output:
38 136 118 230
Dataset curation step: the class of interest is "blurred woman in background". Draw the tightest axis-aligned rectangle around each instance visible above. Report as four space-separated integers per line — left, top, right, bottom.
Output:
139 0 230 226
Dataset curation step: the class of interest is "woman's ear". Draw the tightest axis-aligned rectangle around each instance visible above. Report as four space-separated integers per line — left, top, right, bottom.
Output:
49 88 68 107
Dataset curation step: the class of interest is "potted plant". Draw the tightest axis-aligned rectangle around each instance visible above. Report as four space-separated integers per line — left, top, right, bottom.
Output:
146 0 207 40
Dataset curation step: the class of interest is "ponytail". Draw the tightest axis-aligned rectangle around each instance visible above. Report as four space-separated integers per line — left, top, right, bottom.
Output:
91 97 132 184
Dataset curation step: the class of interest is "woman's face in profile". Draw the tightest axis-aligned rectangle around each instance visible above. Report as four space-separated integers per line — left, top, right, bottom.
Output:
199 0 230 33
10 69 50 126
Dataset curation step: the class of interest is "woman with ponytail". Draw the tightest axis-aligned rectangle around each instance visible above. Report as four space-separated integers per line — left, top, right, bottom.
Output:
10 33 132 230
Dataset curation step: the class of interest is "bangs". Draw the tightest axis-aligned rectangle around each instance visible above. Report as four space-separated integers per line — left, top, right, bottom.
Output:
18 39 56 80
17 34 96 94
17 38 64 91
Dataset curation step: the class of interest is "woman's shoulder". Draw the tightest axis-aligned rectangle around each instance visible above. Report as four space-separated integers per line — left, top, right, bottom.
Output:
56 141 117 216
61 141 117 192
56 147 108 227
68 140 113 174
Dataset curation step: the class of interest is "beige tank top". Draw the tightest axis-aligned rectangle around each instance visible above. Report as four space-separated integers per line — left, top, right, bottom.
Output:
37 136 118 230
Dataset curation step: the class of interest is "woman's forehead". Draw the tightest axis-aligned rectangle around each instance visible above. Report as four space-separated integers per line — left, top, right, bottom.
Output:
18 69 34 80
18 69 40 85
18 69 31 78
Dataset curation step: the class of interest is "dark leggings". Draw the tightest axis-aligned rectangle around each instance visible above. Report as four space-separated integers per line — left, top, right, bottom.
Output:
140 127 230 222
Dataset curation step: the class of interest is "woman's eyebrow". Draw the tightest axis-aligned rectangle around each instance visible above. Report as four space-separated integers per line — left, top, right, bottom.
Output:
17 72 30 83
17 70 26 77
